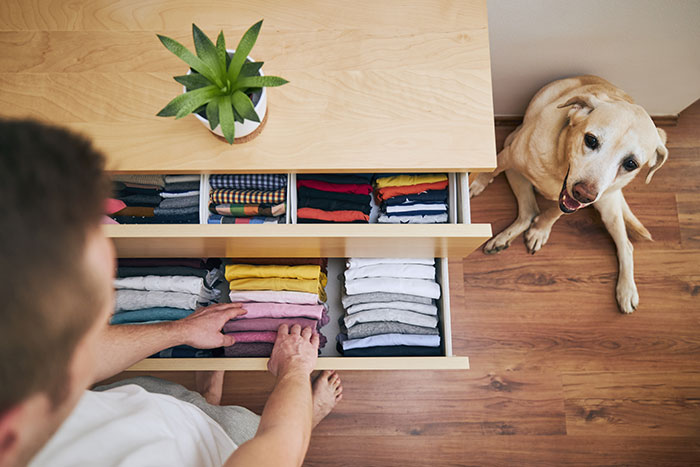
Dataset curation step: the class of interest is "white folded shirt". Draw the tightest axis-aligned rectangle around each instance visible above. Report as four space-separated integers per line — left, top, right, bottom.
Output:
114 275 204 295
378 213 448 224
346 301 438 316
346 258 435 269
345 277 441 299
344 263 435 281
342 333 441 350
160 190 200 198
343 308 438 328
385 203 447 214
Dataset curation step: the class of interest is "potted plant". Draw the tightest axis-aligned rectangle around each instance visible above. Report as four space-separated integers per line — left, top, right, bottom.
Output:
156 21 288 144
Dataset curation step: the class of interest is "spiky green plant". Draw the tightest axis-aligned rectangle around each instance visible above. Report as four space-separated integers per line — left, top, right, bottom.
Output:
156 21 288 144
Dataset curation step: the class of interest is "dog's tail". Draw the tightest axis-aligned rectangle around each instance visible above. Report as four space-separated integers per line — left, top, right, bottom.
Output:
622 198 652 241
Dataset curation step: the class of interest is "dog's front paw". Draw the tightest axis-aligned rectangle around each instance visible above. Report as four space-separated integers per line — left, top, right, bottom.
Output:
483 233 511 254
616 279 639 314
524 218 551 254
469 174 491 199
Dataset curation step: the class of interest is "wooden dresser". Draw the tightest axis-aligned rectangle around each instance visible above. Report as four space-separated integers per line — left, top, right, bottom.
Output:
0 0 496 371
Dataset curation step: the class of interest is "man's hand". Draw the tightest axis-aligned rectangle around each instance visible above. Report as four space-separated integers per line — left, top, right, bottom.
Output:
175 303 247 349
267 324 319 377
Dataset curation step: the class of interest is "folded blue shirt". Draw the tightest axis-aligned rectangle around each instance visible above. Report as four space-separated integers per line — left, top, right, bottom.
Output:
110 307 193 325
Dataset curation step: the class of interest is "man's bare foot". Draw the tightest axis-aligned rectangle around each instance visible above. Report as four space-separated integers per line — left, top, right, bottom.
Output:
312 370 343 428
195 370 225 405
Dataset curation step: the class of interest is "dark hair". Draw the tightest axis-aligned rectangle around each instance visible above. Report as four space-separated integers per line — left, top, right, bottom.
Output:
0 119 111 412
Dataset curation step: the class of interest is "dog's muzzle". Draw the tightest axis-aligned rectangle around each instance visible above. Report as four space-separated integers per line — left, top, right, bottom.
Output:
558 169 585 213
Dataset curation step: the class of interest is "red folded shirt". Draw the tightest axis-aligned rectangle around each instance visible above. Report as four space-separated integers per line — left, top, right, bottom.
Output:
376 180 449 201
297 207 369 222
297 179 372 195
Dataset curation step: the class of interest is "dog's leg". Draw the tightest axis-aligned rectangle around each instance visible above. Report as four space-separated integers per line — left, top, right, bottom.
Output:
483 169 540 254
470 146 511 199
595 191 638 314
524 203 564 254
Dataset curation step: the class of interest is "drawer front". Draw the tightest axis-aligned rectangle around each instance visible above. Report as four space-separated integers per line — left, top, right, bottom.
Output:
128 258 469 371
106 172 491 259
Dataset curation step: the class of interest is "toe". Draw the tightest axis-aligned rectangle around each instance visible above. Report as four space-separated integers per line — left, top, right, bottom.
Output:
319 370 333 381
335 385 343 396
336 393 343 402
330 374 340 386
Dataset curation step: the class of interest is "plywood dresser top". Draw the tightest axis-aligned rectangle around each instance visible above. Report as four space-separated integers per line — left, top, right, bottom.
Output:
0 0 496 173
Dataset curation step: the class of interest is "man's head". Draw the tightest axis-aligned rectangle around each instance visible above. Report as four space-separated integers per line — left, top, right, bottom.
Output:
557 94 669 213
0 120 113 465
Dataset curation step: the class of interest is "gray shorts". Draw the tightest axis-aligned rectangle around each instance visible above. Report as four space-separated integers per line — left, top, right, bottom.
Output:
94 376 260 447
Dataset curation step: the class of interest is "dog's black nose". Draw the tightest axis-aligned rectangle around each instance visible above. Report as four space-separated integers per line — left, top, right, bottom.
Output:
572 182 596 204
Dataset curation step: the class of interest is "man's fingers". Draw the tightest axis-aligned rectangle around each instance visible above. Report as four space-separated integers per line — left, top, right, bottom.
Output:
310 332 320 349
290 324 302 335
223 306 247 320
222 334 236 347
301 326 312 340
277 324 289 335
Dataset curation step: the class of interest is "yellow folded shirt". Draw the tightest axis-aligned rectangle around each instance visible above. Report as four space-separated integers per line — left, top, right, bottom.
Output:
373 173 448 189
225 264 322 281
228 276 327 302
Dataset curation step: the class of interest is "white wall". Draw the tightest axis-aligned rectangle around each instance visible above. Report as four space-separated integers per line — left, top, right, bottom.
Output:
488 0 700 116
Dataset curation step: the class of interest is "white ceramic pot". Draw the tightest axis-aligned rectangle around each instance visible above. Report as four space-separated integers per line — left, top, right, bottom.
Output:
184 49 267 140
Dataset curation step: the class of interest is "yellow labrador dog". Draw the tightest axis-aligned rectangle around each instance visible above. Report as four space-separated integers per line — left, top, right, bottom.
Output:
471 75 668 313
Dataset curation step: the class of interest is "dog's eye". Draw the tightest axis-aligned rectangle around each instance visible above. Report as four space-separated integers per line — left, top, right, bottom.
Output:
584 133 599 150
622 157 639 171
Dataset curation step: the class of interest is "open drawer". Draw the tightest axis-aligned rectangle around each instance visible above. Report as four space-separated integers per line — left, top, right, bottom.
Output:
127 257 469 371
105 173 491 259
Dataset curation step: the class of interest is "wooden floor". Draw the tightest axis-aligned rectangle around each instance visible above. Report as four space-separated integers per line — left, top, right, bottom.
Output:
110 101 700 466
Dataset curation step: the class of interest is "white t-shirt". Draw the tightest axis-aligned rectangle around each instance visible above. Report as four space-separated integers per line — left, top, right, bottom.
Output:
30 384 236 466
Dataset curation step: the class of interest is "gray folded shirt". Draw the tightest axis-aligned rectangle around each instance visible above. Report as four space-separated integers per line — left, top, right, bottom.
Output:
346 321 440 340
341 291 434 308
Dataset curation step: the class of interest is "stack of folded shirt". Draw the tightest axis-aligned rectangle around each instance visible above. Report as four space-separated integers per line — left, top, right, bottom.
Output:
223 258 330 357
208 174 287 225
374 173 449 224
296 174 373 223
111 258 224 358
110 174 201 224
338 258 442 356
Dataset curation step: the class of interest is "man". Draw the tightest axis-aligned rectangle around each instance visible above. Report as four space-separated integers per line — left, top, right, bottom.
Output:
0 120 343 466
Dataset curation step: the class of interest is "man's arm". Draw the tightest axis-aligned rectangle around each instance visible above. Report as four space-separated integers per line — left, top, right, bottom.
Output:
92 303 246 383
226 324 319 467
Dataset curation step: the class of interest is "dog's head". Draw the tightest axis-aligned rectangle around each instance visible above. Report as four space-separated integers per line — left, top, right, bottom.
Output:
556 94 668 213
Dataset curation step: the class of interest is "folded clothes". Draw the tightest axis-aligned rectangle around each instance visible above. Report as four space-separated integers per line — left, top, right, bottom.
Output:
210 187 286 205
383 189 449 206
297 208 369 223
376 180 449 201
344 263 436 281
344 308 438 328
225 264 322 281
346 301 438 316
346 321 440 340
297 219 368 224
223 317 319 333
160 190 200 198
112 174 165 188
340 333 440 350
110 307 194 324
118 258 218 269
114 206 155 217
345 277 441 299
164 175 201 184
211 202 285 217
378 213 448 224
231 302 326 320
346 258 435 268
210 174 288 190
228 276 328 300
341 345 442 357
105 198 127 215
385 203 447 214
297 197 371 215
151 345 213 358
113 182 161 196
297 174 374 184
208 215 280 224
225 331 278 343
297 186 371 205
113 275 205 295
118 194 162 207
115 289 201 311
229 290 321 305
153 205 200 216
223 342 274 357
374 174 448 189
227 258 328 269
159 195 200 209
112 213 199 224
341 291 434 308
163 181 201 192
296 179 372 195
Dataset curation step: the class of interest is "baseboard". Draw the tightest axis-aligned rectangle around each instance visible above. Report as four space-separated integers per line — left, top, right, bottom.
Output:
495 114 679 127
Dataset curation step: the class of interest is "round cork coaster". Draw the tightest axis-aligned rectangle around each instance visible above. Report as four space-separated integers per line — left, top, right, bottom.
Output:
211 106 270 144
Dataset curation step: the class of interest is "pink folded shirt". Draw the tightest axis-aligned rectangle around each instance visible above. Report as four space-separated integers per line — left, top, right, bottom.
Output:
226 331 328 347
229 290 321 305
235 302 326 320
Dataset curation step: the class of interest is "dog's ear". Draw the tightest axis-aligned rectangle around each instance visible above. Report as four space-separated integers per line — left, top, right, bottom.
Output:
558 95 601 126
645 128 668 184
